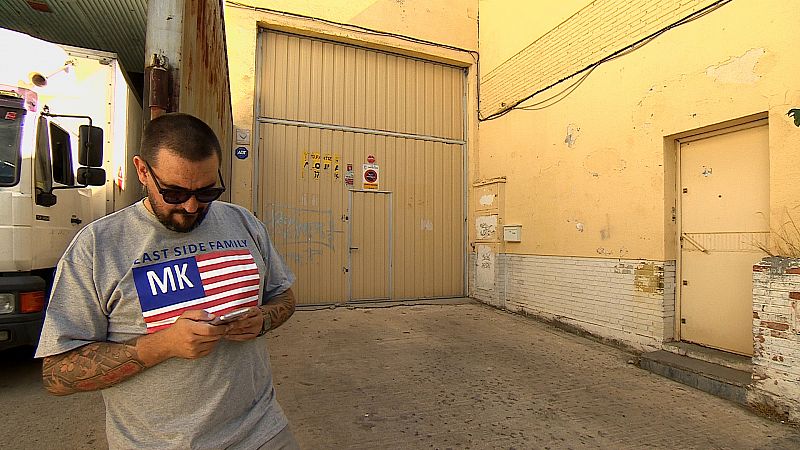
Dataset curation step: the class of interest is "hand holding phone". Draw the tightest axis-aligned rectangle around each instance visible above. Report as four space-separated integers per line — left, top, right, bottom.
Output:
208 308 250 325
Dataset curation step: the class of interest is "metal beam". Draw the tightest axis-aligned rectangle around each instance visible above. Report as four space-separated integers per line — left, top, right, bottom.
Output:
258 117 467 146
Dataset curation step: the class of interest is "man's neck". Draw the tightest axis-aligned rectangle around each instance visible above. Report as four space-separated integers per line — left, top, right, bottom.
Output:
142 197 155 216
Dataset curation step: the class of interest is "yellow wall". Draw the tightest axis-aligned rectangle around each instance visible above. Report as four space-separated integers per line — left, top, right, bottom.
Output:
224 0 478 211
476 0 800 261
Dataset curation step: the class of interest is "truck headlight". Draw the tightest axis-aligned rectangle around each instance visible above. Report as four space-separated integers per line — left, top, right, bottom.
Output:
0 293 14 314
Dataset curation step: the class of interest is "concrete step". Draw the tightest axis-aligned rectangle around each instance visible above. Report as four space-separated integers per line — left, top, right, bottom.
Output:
661 341 753 372
638 350 752 405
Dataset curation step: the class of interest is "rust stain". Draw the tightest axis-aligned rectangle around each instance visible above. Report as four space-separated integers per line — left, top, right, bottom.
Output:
178 0 233 198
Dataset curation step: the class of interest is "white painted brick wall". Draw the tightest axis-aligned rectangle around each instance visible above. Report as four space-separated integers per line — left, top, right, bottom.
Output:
469 252 506 309
471 253 675 351
750 259 800 422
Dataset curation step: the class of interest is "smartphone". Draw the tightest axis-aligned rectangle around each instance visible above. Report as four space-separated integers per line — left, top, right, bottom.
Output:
208 308 250 325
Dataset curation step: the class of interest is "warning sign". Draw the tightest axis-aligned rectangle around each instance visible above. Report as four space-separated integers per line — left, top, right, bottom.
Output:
362 164 379 190
345 164 354 186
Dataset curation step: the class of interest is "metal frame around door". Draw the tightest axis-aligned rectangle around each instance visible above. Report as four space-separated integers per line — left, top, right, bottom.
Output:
347 189 393 302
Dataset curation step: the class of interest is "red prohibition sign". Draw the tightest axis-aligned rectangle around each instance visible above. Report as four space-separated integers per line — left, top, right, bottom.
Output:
364 169 378 183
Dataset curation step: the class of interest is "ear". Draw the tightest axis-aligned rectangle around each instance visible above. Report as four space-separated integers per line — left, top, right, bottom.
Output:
132 156 149 186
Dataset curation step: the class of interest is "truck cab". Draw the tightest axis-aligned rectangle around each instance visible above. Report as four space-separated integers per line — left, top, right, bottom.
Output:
0 84 106 351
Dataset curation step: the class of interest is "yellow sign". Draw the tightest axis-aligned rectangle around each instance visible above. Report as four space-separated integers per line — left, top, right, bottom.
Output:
300 151 309 178
300 152 341 181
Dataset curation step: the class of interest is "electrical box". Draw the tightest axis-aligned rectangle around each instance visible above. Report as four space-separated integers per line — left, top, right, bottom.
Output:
503 225 522 242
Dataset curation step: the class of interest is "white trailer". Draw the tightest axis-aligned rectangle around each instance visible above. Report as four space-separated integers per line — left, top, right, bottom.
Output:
0 28 142 350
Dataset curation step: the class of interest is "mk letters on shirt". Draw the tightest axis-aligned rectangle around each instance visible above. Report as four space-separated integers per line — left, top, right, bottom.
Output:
132 249 261 333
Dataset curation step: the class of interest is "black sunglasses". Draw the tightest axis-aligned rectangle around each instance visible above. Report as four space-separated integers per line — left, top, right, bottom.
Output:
144 160 226 204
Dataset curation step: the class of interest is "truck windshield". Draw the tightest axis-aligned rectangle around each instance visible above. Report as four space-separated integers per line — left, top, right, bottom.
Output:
0 104 25 187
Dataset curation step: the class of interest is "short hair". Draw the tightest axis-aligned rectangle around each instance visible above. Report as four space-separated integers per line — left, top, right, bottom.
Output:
139 113 222 165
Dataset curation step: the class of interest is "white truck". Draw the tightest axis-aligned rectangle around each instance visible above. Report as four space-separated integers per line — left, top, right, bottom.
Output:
0 28 142 351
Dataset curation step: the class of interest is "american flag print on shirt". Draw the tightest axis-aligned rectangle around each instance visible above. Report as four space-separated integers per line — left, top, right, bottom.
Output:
132 249 261 333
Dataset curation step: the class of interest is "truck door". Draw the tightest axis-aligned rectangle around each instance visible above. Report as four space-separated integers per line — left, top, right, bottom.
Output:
32 116 91 269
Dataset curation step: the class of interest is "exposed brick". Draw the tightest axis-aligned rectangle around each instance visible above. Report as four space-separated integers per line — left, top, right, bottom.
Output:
789 292 800 300
480 0 720 116
786 268 800 275
770 330 789 339
763 321 791 332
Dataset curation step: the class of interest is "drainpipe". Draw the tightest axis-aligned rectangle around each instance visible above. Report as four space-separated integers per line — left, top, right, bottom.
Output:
146 54 170 119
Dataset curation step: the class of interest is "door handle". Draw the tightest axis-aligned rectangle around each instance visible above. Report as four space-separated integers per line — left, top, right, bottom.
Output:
71 217 83 225
681 233 708 253
349 246 359 251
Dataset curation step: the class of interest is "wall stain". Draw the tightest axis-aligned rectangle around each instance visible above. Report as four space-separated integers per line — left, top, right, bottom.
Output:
633 262 665 294
564 124 580 148
705 48 765 84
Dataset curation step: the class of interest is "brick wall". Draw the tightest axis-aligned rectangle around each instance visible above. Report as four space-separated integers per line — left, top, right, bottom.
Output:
479 0 721 117
471 253 676 350
751 258 800 422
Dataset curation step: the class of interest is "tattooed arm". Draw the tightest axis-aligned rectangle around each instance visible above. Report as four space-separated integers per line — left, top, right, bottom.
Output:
261 287 296 331
224 288 296 341
42 341 148 395
42 310 228 396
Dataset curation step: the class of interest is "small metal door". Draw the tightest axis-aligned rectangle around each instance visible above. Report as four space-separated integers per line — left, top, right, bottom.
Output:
348 190 392 301
679 121 769 356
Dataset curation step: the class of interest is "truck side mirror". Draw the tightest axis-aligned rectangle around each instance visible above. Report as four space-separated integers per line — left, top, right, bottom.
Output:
78 125 103 167
77 167 106 186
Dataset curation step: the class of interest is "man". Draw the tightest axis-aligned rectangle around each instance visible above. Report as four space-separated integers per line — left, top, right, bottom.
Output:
35 113 299 449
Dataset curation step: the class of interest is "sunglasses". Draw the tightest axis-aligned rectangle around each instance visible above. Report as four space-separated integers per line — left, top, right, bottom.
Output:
144 160 226 204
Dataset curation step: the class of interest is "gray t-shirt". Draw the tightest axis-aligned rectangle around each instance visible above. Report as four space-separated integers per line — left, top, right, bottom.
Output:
36 200 295 450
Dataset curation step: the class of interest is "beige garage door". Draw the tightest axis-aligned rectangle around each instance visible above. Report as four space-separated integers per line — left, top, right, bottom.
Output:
255 30 466 304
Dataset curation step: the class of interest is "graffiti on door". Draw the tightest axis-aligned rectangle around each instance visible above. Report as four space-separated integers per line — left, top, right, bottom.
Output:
266 203 338 265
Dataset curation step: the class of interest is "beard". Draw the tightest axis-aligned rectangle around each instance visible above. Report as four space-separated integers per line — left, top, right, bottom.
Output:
147 197 210 233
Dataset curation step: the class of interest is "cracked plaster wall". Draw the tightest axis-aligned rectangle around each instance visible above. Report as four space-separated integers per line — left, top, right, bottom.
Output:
474 0 800 262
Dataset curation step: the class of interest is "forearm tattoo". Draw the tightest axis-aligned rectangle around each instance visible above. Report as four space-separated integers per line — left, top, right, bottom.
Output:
42 341 147 395
261 288 296 331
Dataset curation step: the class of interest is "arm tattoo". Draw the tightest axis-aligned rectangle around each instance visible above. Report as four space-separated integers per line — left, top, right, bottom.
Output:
260 288 296 331
42 341 147 396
